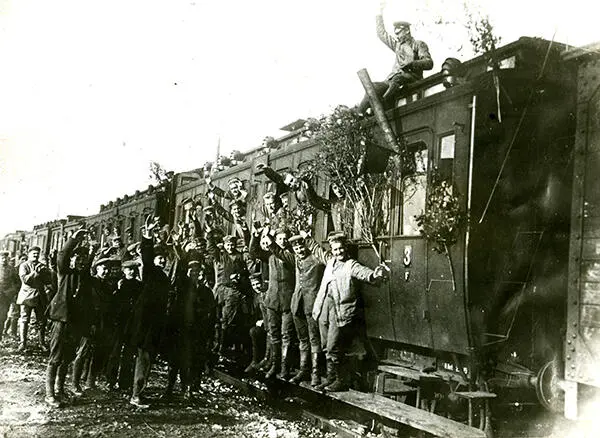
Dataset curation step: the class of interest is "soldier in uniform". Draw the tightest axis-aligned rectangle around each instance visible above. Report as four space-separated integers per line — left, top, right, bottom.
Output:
0 250 20 345
105 260 142 391
306 232 386 392
357 1 433 113
249 226 296 379
45 228 95 407
274 235 325 386
244 273 268 373
16 246 51 351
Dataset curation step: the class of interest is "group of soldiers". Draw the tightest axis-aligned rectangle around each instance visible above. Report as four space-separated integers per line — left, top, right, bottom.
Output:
0 1 433 410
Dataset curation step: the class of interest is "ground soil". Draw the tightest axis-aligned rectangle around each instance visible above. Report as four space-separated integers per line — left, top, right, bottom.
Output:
0 335 332 438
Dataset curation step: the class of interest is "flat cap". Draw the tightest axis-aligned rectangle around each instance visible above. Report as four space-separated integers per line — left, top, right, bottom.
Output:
93 257 113 268
0 250 10 256
29 246 41 253
249 273 262 281
121 260 140 268
327 231 347 242
203 205 215 212
393 20 411 28
228 177 242 185
288 235 305 244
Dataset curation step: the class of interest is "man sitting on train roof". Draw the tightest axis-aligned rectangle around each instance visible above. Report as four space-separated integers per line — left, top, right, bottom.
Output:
357 1 433 114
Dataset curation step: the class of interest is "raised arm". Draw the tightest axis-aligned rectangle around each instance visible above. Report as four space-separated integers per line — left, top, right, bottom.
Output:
302 179 332 212
56 228 88 274
303 234 332 265
376 4 394 51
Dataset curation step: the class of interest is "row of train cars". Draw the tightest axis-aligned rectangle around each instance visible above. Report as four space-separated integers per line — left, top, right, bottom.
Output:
3 37 600 434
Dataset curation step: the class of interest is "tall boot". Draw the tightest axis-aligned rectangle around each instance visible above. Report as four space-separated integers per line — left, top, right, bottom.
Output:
325 358 348 392
257 339 272 371
18 320 28 352
277 344 291 380
162 365 177 399
72 357 85 395
56 363 69 401
310 352 321 387
38 320 47 350
289 351 310 384
244 330 260 373
45 364 61 407
265 343 281 379
315 359 337 391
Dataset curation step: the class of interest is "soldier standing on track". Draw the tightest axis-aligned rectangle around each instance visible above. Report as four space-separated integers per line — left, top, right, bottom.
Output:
244 273 269 373
249 226 296 380
273 234 325 386
306 232 386 392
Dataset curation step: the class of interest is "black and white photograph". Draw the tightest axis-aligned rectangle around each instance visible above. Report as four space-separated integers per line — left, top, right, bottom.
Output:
0 0 598 436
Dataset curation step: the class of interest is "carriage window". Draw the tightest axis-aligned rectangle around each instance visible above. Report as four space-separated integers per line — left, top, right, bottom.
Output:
402 174 427 235
439 134 455 181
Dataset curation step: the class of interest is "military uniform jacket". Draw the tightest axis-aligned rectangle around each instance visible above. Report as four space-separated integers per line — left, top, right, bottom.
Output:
207 236 249 304
271 245 324 317
376 15 433 81
48 237 95 335
16 260 50 305
0 263 19 300
249 235 295 312
307 238 376 327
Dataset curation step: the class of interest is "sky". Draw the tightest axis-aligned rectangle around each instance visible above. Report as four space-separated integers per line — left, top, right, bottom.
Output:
0 0 597 236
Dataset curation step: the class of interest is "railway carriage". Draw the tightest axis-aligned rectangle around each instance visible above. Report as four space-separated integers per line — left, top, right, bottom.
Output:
5 36 599 432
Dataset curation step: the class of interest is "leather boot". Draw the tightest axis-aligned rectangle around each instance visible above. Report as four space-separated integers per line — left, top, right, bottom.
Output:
8 315 18 338
18 320 28 352
277 344 291 380
244 330 261 373
257 339 272 371
310 352 321 387
265 343 281 379
38 322 47 350
289 351 310 384
325 359 348 392
315 359 337 391
72 357 85 395
45 364 61 407
56 363 69 401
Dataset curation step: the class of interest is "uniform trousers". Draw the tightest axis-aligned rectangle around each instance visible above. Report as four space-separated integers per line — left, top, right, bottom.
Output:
266 308 294 346
293 310 321 354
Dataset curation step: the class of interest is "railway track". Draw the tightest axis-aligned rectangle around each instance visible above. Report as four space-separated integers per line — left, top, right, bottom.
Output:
212 363 487 438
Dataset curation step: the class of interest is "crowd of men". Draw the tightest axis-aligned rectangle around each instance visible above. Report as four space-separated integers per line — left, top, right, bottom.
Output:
0 2 434 410
0 164 387 410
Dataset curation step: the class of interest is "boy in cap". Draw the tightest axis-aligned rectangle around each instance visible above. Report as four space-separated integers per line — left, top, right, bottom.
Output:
207 234 251 355
243 273 268 373
357 0 433 113
208 195 251 246
0 250 20 345
305 232 386 392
